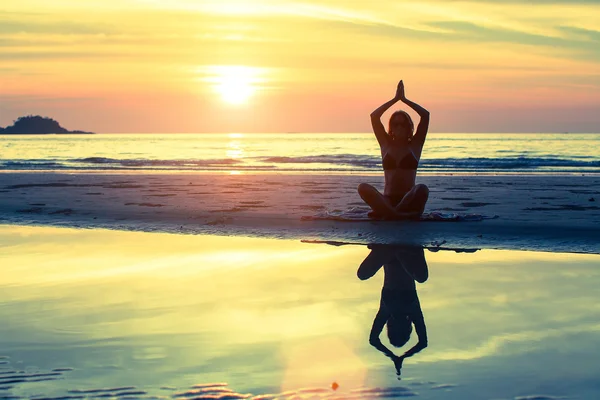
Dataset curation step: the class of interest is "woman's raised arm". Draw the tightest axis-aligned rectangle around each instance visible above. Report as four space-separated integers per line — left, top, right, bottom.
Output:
396 81 430 144
370 82 404 146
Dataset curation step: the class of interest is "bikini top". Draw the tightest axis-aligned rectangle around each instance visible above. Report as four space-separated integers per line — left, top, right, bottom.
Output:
382 152 419 170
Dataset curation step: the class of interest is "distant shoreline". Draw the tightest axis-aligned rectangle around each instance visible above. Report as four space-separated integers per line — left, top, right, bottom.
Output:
0 115 93 135
0 132 93 135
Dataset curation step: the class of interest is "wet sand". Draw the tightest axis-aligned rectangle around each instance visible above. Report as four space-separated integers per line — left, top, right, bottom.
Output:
0 173 599 253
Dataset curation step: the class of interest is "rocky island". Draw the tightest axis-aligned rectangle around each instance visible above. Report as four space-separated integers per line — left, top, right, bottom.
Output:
0 116 93 134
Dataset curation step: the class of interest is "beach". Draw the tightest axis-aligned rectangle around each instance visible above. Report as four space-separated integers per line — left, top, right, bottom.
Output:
1 172 599 253
1 134 600 399
4 0 600 395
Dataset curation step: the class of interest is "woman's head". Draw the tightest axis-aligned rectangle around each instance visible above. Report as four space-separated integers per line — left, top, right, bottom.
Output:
388 111 414 142
386 315 413 347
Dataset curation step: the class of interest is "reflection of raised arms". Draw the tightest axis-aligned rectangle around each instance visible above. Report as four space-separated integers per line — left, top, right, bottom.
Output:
357 247 398 359
366 299 427 376
396 246 429 356
368 303 395 357
401 307 428 358
369 301 427 379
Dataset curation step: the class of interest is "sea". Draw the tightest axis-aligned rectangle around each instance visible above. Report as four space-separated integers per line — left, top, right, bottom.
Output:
1 133 599 174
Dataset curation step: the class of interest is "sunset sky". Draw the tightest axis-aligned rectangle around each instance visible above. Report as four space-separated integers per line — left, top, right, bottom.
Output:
1 0 599 133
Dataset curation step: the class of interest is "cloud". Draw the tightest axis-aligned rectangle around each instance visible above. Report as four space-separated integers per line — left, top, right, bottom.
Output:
1 0 598 132
0 17 112 35
558 25 600 41
425 20 600 60
0 50 124 61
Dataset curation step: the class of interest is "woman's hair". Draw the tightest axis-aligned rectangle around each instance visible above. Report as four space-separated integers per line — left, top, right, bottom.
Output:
386 316 413 348
388 111 414 138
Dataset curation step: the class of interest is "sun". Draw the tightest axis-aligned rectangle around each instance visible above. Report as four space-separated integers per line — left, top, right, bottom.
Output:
217 73 254 105
204 65 265 105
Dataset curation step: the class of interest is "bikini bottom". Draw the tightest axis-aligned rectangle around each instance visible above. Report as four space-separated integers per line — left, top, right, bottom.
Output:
384 193 407 207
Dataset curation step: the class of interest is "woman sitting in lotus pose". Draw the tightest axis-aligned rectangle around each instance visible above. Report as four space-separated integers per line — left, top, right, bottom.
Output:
358 80 430 219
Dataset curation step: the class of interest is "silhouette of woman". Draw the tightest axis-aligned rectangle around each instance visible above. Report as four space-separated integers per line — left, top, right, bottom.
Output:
357 245 428 377
358 80 430 219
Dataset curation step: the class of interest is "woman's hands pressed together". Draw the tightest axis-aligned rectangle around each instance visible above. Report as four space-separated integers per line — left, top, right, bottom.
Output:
395 80 407 102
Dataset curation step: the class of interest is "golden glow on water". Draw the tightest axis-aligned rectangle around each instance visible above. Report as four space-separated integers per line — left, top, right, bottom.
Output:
282 337 366 392
226 139 245 159
1 225 600 396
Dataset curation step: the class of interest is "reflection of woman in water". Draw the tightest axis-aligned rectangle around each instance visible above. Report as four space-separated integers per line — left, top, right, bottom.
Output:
357 245 428 377
358 80 430 220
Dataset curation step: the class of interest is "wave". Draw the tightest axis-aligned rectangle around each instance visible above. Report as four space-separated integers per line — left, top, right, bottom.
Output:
76 157 242 167
261 154 378 168
1 155 599 172
260 155 599 170
421 157 600 169
2 160 66 169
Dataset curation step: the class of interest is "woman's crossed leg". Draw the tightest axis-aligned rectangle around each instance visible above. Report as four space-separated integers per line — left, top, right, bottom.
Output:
358 183 429 220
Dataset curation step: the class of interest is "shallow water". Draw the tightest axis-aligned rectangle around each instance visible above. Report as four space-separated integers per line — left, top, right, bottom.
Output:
1 226 600 399
1 133 599 174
